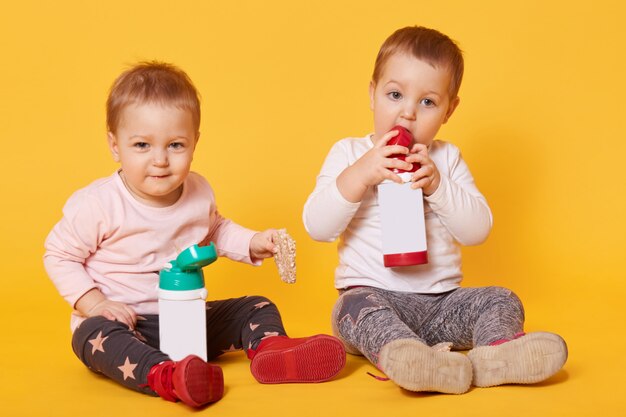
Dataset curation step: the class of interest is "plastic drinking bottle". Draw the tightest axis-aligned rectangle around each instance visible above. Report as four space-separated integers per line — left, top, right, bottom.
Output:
158 243 218 361
377 126 428 267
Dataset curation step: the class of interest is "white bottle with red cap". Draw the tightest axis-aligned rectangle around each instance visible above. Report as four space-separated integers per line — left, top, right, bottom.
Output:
377 126 428 267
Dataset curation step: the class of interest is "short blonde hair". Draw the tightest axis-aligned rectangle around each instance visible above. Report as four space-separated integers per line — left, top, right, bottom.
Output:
106 61 201 134
372 26 464 99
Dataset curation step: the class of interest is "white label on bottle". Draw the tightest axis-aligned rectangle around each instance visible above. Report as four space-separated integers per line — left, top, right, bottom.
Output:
377 182 427 254
159 298 207 361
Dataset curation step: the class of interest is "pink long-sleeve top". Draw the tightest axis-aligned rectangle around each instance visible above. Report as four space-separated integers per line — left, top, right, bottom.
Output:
44 171 258 331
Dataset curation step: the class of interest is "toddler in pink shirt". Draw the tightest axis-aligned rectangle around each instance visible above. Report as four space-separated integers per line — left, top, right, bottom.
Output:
44 62 345 408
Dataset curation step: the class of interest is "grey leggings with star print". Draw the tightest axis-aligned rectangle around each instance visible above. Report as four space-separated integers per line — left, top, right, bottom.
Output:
71 295 286 395
331 286 524 366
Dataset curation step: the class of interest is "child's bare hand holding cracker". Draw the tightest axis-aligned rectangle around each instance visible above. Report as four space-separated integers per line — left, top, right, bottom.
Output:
250 229 278 260
250 229 296 283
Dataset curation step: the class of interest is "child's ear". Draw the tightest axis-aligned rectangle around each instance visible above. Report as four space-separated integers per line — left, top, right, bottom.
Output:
107 132 120 162
369 81 376 111
444 96 461 123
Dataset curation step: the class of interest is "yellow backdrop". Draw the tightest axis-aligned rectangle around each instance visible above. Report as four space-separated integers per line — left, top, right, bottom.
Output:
1 0 625 416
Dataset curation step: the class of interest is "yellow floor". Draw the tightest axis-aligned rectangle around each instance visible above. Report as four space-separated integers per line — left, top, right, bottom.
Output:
3 276 625 417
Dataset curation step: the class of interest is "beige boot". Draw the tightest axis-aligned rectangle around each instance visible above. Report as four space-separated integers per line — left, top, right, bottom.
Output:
378 339 472 394
467 332 568 387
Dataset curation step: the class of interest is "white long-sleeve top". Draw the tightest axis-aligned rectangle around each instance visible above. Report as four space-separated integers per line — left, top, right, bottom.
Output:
303 135 492 293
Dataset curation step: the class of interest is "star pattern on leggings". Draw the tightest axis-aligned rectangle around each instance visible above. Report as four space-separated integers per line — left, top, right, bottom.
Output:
250 323 260 331
118 357 137 381
222 344 241 353
254 301 271 309
338 292 381 325
88 331 108 354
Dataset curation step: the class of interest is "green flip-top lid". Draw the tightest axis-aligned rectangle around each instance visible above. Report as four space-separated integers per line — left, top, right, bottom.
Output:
159 243 218 291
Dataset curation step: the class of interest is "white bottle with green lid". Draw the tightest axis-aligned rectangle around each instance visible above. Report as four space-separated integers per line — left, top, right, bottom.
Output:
158 243 217 361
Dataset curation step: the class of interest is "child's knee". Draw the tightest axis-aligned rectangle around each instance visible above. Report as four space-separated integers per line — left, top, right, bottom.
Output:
71 316 129 358
245 295 274 308
73 316 115 340
332 288 391 334
486 286 525 320
494 286 523 307
71 317 112 364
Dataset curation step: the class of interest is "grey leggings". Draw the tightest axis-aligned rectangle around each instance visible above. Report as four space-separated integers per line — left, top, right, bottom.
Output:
331 286 524 366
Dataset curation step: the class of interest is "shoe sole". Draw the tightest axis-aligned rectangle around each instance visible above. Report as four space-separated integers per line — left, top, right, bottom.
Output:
175 356 224 407
379 339 472 394
467 332 568 387
250 335 346 383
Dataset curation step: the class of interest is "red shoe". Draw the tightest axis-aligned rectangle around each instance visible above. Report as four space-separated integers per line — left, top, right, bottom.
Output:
147 355 223 407
248 335 346 384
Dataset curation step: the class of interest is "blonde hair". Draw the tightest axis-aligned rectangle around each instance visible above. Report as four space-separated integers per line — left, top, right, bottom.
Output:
372 26 464 99
106 61 201 134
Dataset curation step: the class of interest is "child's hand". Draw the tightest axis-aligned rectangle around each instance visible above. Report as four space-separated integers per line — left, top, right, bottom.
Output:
75 288 138 330
337 130 414 202
87 299 138 330
406 143 441 195
250 229 278 260
355 130 415 186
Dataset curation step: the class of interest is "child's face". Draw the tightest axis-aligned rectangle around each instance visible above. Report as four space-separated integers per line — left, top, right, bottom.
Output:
369 53 460 146
107 102 198 207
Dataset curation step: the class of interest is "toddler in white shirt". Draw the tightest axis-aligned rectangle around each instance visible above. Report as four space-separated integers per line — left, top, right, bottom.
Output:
303 26 567 394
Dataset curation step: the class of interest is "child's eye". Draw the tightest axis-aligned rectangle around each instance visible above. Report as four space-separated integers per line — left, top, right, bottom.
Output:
169 142 184 150
388 91 402 100
133 142 149 149
421 98 436 107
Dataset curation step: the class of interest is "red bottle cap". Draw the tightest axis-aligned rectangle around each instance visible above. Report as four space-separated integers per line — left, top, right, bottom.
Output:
387 126 419 173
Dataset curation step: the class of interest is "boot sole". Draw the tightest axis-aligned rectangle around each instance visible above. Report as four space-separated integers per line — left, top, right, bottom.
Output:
467 332 568 387
175 356 224 407
379 339 472 394
250 335 346 383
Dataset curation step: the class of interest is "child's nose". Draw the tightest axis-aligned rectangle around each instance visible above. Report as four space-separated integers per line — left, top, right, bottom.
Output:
152 149 169 166
401 103 417 120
